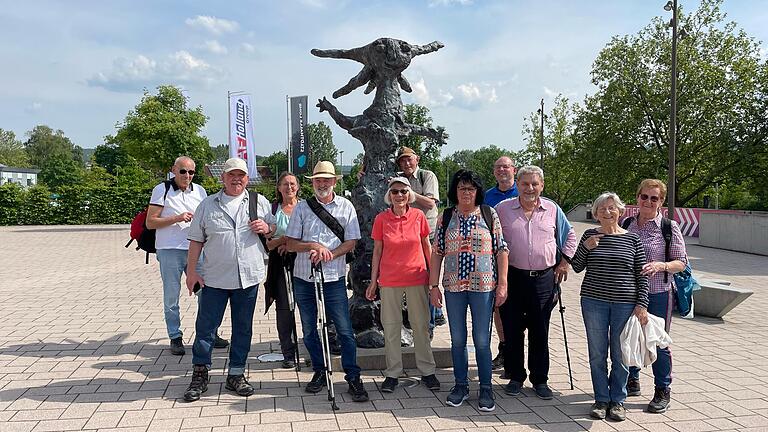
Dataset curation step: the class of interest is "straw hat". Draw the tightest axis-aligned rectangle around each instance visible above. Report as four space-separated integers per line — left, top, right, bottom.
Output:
305 161 342 179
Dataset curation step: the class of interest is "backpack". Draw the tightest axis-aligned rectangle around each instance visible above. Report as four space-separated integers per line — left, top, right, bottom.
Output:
125 180 172 264
621 216 699 318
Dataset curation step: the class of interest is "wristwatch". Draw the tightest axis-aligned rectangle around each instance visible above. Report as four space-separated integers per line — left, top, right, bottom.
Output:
430 284 440 289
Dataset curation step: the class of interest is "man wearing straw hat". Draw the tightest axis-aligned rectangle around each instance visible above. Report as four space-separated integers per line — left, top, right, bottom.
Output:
285 161 369 402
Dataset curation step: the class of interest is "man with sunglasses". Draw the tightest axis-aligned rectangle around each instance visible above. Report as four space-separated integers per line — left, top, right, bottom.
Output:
146 156 227 355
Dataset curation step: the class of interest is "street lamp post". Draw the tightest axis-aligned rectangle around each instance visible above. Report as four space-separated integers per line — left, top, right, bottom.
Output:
338 150 344 191
537 98 546 170
665 0 679 220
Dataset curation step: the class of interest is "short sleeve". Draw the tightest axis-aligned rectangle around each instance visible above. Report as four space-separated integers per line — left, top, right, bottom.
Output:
285 202 305 240
149 183 167 206
371 213 384 240
198 185 208 199
422 170 440 201
419 212 430 238
187 200 206 243
258 195 276 225
343 200 361 241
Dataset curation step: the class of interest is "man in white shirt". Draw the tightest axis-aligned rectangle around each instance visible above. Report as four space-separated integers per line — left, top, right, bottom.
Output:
182 158 276 402
146 156 227 356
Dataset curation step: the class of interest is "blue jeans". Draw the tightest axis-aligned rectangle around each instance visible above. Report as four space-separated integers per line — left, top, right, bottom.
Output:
192 285 258 375
445 290 495 388
581 297 635 403
629 290 673 389
294 276 360 381
157 249 194 339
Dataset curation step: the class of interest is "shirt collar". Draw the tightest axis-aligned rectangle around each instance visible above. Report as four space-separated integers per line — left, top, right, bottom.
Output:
509 197 546 210
169 178 194 192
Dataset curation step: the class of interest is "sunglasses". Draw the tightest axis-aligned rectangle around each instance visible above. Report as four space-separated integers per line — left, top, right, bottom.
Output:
639 193 660 202
389 188 409 195
179 169 196 175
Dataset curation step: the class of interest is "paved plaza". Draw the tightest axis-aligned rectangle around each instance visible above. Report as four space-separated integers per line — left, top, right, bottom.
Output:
1 222 768 432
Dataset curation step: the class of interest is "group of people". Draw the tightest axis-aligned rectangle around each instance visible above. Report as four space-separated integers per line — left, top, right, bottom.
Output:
147 148 686 421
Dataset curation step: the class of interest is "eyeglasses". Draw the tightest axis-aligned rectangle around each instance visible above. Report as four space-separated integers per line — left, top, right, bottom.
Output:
639 193 660 202
389 189 409 195
179 169 196 175
458 187 477 194
494 164 514 169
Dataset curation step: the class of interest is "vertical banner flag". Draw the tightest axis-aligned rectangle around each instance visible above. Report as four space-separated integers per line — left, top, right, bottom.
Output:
228 94 261 180
289 96 309 175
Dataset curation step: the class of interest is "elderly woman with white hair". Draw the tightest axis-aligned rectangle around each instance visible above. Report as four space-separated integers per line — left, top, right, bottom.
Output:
366 177 440 393
571 192 649 422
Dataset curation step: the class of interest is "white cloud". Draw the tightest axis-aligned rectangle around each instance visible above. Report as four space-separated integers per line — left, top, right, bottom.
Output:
185 15 239 35
451 82 498 110
201 40 228 55
25 102 42 113
429 0 474 6
87 51 222 92
542 86 578 101
411 78 453 107
241 43 256 53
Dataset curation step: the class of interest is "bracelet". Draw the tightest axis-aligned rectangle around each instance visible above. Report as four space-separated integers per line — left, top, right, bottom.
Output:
430 285 439 289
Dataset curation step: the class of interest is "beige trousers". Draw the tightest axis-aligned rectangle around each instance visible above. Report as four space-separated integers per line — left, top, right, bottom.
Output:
380 285 436 378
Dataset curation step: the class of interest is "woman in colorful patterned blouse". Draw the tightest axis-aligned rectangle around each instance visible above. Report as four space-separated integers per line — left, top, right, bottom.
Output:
366 177 440 394
429 169 509 412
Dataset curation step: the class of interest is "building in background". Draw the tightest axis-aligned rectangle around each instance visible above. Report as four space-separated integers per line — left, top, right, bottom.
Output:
0 164 40 187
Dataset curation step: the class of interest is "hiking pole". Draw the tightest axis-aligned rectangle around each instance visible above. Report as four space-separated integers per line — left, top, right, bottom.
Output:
555 283 574 390
312 262 339 411
283 260 301 372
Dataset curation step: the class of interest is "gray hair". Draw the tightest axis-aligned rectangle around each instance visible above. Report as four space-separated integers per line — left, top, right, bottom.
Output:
384 181 417 205
516 165 544 182
592 192 626 217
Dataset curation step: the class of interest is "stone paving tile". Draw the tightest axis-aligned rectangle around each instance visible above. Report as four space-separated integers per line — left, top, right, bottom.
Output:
2 223 768 432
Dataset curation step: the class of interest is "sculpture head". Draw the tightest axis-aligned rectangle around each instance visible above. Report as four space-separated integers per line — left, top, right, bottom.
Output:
367 38 416 75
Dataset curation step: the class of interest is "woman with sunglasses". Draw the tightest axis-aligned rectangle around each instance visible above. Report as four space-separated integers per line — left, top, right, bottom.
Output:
624 179 688 414
366 177 440 393
429 169 508 412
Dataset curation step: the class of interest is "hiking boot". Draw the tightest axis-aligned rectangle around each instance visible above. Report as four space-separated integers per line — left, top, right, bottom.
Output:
608 402 626 421
478 387 495 412
225 374 255 396
422 374 441 391
214 334 229 349
434 313 447 327
648 387 671 413
590 401 609 419
534 383 554 400
445 385 470 407
183 365 208 402
170 337 185 356
504 380 522 396
491 342 505 370
281 358 296 369
347 377 369 402
305 371 327 393
627 377 641 396
381 377 398 393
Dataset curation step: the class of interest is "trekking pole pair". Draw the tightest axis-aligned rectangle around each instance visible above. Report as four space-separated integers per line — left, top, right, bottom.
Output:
555 283 574 390
312 262 339 411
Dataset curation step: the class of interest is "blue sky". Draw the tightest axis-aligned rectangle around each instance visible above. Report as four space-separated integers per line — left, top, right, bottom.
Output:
1 0 766 162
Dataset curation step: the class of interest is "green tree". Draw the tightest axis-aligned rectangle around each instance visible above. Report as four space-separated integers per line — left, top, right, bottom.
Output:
92 143 130 175
441 145 507 197
400 104 448 175
574 0 768 208
0 129 30 167
211 144 229 163
38 154 85 189
24 125 83 168
307 121 337 170
107 85 213 177
260 150 289 179
522 95 592 209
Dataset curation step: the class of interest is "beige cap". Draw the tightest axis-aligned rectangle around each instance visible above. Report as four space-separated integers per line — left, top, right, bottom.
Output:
395 146 417 161
223 157 248 174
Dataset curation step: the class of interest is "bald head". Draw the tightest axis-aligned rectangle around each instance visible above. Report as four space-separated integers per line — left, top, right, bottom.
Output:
493 156 516 189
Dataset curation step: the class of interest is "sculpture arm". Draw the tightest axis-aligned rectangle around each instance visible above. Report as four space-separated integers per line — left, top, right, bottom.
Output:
332 66 373 98
411 41 445 57
311 47 366 63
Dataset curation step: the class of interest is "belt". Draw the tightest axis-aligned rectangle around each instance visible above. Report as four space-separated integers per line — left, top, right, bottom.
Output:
510 266 553 278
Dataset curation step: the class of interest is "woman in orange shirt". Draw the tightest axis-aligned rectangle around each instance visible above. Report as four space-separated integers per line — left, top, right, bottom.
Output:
366 177 440 393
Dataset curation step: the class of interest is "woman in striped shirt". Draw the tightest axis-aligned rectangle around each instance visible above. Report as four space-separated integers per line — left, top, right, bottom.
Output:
571 192 649 422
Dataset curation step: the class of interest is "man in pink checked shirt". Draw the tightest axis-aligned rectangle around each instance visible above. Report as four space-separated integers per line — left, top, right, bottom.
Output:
494 165 577 400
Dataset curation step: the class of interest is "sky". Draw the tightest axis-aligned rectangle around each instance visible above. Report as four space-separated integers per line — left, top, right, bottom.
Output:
1 0 767 163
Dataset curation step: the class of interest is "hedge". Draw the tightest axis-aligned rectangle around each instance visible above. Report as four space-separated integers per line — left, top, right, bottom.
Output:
0 181 278 226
